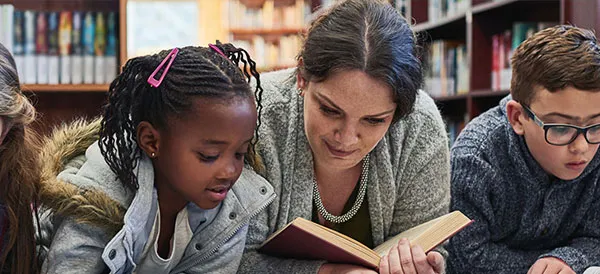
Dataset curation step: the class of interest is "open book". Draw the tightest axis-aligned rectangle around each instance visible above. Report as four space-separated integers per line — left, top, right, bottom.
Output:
258 211 473 270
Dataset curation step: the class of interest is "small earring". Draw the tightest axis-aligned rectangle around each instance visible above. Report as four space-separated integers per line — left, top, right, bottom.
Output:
150 152 156 158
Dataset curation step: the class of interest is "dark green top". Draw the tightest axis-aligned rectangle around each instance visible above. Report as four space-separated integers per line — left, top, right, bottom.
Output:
312 182 374 248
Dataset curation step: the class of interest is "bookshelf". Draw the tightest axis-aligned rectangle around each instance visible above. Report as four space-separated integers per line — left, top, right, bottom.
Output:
0 0 119 133
0 0 597 136
411 0 600 143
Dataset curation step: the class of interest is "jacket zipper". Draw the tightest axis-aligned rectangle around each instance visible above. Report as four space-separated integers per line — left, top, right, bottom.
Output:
174 193 275 273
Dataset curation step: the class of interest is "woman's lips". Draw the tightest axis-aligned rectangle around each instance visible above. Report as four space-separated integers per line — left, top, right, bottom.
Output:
325 141 355 158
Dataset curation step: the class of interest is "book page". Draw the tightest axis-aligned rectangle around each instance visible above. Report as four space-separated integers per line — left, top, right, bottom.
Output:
373 211 472 256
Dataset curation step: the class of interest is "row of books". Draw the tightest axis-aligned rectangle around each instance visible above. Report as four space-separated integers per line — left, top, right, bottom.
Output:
425 40 469 98
491 21 557 91
232 34 301 70
228 0 312 30
0 5 118 85
428 0 469 23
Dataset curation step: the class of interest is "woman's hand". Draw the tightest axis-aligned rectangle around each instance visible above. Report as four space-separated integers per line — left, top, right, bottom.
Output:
379 238 444 274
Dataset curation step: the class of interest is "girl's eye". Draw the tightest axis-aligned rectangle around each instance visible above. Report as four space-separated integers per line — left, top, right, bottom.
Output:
235 152 247 160
365 118 385 125
320 105 339 116
198 152 219 163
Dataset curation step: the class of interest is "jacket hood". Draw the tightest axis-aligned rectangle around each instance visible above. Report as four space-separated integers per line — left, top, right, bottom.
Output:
39 118 125 235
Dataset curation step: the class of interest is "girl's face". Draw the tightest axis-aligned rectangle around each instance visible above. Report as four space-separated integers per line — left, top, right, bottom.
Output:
300 69 396 171
151 96 257 209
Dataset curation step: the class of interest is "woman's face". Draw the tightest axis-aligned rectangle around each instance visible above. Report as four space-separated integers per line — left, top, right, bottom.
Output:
300 69 396 170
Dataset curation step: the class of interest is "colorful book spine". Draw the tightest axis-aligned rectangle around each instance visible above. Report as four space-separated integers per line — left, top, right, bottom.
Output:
1 5 14 54
59 11 72 84
23 10 37 84
12 10 24 81
93 12 106 84
71 11 83 84
82 11 95 84
105 12 117 84
47 12 60 84
35 11 49 84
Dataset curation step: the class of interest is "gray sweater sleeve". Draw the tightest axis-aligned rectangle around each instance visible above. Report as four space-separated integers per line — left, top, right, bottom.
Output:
41 218 110 274
386 110 451 255
540 199 600 273
448 155 551 273
237 208 326 274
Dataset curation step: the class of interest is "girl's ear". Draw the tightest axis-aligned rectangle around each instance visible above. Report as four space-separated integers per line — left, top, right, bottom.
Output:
137 121 161 158
506 100 526 135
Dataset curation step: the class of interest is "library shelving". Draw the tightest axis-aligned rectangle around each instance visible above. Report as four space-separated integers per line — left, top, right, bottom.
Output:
1 0 598 136
0 0 119 133
412 0 600 142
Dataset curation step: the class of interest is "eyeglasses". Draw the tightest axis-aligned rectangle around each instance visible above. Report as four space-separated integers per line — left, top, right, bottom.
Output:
521 104 600 146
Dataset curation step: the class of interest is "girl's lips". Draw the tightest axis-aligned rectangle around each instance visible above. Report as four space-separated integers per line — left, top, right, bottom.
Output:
206 185 232 201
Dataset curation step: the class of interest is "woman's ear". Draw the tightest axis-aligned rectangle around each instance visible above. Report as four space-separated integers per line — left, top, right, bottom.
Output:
296 59 307 96
137 121 161 158
506 100 526 135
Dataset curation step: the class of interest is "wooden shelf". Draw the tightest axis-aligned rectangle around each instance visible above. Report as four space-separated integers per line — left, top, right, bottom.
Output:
21 84 109 93
471 0 520 14
229 28 304 36
432 93 469 102
413 11 467 33
470 89 510 98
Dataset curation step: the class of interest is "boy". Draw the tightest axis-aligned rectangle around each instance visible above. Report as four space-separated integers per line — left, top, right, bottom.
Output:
447 25 600 274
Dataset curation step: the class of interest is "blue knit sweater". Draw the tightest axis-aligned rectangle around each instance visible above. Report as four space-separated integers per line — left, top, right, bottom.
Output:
447 96 600 274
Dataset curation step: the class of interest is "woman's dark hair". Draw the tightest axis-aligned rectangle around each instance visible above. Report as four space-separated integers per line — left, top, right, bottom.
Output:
99 43 263 191
0 42 40 274
298 0 422 122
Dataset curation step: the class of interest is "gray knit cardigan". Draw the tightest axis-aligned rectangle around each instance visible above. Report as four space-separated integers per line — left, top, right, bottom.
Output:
238 69 451 273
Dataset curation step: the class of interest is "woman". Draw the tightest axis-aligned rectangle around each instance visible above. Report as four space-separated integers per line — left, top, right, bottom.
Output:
0 42 40 274
239 0 450 273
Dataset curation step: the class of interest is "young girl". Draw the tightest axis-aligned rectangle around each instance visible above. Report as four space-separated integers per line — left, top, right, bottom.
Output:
0 43 40 274
39 44 274 273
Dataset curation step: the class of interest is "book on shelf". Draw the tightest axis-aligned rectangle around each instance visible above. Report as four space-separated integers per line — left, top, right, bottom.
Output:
0 6 117 86
259 211 473 270
425 40 469 98
491 21 558 91
48 12 60 84
59 11 72 84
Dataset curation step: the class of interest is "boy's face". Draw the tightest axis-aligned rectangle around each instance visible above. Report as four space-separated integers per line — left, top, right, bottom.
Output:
517 87 600 180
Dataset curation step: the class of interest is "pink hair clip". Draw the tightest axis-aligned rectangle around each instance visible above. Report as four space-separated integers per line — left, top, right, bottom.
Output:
209 44 227 59
147 48 179 88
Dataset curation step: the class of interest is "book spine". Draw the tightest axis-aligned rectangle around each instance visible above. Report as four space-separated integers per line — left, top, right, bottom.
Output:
22 10 37 85
82 11 95 84
35 11 48 84
71 11 83 84
105 12 117 84
59 11 72 84
93 12 106 85
47 12 59 84
13 10 25 82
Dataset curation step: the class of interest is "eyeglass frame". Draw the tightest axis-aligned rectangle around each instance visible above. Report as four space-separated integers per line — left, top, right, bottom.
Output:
520 104 600 146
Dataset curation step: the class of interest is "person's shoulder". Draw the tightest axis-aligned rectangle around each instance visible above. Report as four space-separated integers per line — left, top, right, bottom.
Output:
452 100 509 157
228 167 275 214
387 91 445 140
257 68 297 107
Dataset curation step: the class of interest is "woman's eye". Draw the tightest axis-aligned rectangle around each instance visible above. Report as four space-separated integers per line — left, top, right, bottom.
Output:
365 118 385 125
198 153 219 162
320 105 339 115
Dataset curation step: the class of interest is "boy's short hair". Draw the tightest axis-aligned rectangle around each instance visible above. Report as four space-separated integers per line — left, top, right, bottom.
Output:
511 25 600 105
